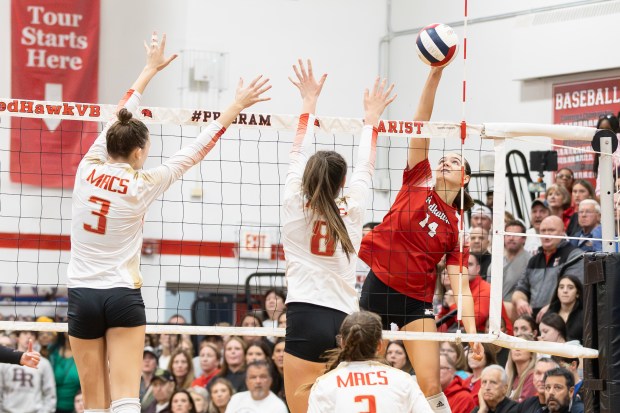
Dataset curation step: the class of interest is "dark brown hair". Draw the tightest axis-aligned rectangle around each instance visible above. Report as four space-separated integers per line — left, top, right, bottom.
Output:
322 311 383 374
302 151 354 259
106 108 149 158
453 158 474 211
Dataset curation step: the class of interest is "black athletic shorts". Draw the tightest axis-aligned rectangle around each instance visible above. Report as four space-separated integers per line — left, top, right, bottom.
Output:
360 270 434 330
68 287 146 339
284 302 347 363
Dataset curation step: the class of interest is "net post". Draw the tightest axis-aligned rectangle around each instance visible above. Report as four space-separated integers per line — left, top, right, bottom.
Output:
488 137 507 335
597 134 616 253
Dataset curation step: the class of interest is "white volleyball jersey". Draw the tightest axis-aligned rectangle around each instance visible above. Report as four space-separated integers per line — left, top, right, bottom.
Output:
282 113 376 314
307 361 433 413
67 89 226 289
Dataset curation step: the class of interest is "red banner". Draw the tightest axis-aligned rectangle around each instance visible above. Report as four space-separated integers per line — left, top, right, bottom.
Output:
553 77 620 185
10 0 100 188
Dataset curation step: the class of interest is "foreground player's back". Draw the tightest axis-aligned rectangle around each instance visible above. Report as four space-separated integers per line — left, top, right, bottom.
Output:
307 360 433 413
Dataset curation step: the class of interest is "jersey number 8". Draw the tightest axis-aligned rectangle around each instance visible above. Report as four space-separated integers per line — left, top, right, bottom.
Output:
310 220 336 256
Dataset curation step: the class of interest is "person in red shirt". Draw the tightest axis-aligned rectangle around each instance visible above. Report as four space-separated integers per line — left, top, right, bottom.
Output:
436 254 513 335
439 354 476 413
359 66 482 413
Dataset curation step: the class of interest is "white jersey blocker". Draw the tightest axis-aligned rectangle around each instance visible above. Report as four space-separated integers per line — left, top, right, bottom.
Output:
307 361 433 413
67 90 225 289
282 113 376 315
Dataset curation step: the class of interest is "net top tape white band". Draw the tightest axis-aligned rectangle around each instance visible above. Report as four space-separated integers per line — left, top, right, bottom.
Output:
0 97 596 141
0 321 598 358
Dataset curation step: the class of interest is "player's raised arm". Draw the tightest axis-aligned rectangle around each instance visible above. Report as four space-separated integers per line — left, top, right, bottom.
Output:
407 67 443 169
85 31 177 164
348 78 396 200
285 59 327 193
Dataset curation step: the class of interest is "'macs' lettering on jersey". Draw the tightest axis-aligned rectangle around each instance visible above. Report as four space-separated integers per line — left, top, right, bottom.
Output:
86 169 129 194
336 371 389 387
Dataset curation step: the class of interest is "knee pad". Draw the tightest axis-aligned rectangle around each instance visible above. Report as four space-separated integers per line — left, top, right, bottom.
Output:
426 392 451 413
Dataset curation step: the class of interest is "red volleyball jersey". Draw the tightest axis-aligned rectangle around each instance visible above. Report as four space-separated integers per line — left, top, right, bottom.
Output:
358 159 468 302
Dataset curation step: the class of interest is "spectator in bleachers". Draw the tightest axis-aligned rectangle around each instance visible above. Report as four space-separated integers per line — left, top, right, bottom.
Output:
567 180 596 234
225 360 288 413
506 340 536 403
512 315 539 339
168 389 197 413
502 220 530 317
35 316 56 359
538 313 567 344
470 226 492 279
179 337 195 357
277 312 286 329
192 343 220 388
271 338 286 402
463 343 498 407
471 204 493 232
240 313 269 349
355 222 380 292
543 367 584 413
570 199 602 253
547 274 583 343
486 189 494 210
385 340 414 375
262 289 286 330
551 355 582 403
0 331 56 413
471 365 518 413
206 378 234 413
512 216 584 319
545 184 574 232
168 314 191 344
73 389 84 413
440 342 470 379
439 354 475 413
516 357 559 413
140 346 159 410
437 254 513 335
188 386 208 413
159 334 181 370
555 168 575 194
211 336 247 393
143 369 175 413
245 340 282 397
168 348 195 390
0 339 39 367
524 200 551 255
49 333 80 413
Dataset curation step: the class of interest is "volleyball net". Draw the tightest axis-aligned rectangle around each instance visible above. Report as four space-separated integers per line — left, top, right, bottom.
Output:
0 96 614 359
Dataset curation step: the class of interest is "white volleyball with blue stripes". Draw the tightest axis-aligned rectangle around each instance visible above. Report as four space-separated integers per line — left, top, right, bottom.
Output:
415 23 459 67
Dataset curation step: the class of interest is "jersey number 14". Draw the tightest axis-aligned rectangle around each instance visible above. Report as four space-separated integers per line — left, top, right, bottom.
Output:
419 213 438 237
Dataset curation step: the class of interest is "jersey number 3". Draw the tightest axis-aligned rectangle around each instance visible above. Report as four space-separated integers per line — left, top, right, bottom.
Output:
83 196 111 235
310 220 336 256
354 395 377 413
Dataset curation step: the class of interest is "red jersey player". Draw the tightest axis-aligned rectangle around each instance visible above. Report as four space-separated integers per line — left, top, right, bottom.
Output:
358 66 483 413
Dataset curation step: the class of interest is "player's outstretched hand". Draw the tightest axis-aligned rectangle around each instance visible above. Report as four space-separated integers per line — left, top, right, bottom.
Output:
143 31 178 72
289 59 327 103
20 340 41 369
364 77 396 127
235 75 272 109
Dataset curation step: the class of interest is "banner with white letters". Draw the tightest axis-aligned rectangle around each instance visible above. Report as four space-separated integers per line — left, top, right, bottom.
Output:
553 77 620 186
10 0 100 188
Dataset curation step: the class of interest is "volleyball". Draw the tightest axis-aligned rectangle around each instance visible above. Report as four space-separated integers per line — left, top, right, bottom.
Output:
415 23 459 67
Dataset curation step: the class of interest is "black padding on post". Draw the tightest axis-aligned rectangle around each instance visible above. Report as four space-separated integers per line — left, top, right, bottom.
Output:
583 253 620 413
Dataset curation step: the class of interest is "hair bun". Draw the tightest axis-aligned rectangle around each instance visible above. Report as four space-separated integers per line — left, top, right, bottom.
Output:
117 108 133 124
